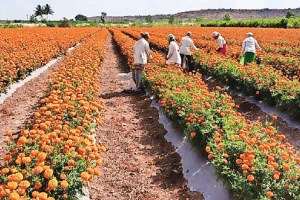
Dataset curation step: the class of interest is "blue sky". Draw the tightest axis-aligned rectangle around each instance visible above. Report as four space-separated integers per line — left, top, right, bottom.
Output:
0 0 299 20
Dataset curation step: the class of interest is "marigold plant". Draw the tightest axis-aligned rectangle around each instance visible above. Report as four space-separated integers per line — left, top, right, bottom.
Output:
0 28 108 200
111 28 300 200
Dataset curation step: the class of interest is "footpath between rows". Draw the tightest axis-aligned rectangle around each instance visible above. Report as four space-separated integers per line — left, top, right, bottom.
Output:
89 33 204 199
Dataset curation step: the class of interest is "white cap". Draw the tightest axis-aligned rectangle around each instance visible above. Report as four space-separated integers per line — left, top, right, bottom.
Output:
212 31 219 37
141 32 150 39
247 32 254 37
168 34 175 41
187 31 192 36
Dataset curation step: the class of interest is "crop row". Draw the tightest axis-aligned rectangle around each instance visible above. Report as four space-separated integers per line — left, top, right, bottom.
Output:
120 28 300 119
111 28 300 200
0 29 108 200
0 28 99 93
120 27 300 80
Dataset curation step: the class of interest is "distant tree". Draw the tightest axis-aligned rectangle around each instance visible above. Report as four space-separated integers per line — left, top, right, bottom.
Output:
145 15 153 23
44 4 54 20
34 5 44 20
34 4 54 21
196 17 204 23
29 14 37 23
286 11 296 18
75 14 88 21
100 12 107 24
280 18 288 28
223 12 231 21
168 15 176 24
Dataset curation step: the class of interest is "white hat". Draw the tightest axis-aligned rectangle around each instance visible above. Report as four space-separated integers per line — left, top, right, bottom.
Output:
247 32 254 37
187 31 192 36
168 34 175 41
212 31 219 37
141 32 150 39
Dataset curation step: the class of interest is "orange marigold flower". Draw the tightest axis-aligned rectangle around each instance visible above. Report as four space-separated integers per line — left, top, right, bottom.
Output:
215 86 222 91
32 191 39 198
81 172 90 181
34 182 42 190
9 192 20 200
60 180 69 189
1 168 10 174
247 174 255 182
14 173 23 182
7 181 18 190
44 169 53 179
19 180 30 189
205 146 211 153
190 132 196 138
236 159 243 165
48 179 58 189
273 174 280 180
38 192 48 200
271 114 277 120
17 136 27 145
60 174 67 180
282 164 290 171
94 168 101 176
266 191 274 198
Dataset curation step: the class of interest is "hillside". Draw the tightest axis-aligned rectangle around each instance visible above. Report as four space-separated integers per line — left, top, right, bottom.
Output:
89 8 300 21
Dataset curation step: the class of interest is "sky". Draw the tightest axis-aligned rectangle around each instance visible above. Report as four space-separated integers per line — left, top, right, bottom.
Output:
0 0 299 20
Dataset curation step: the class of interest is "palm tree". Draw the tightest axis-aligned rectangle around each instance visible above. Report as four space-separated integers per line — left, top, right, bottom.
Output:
100 12 107 24
44 4 54 20
34 5 44 20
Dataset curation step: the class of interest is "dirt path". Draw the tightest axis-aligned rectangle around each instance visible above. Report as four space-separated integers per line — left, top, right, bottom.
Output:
90 34 204 200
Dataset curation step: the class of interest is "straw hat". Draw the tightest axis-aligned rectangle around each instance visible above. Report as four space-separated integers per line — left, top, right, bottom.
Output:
247 32 254 37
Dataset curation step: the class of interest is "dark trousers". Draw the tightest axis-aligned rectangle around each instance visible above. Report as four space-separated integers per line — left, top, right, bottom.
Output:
180 54 193 72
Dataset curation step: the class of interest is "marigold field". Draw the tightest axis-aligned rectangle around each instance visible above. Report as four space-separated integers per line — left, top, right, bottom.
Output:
0 27 300 200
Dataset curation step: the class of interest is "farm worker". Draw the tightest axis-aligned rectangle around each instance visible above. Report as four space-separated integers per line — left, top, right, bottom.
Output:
241 32 262 65
133 32 152 91
166 34 181 66
212 31 227 56
179 31 199 72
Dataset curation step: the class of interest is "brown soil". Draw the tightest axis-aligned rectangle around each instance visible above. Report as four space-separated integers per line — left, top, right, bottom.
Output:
89 34 204 200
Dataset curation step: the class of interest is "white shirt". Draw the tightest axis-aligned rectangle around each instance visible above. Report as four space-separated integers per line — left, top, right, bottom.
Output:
217 36 226 48
167 41 181 65
179 36 198 55
242 37 262 53
133 38 151 65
